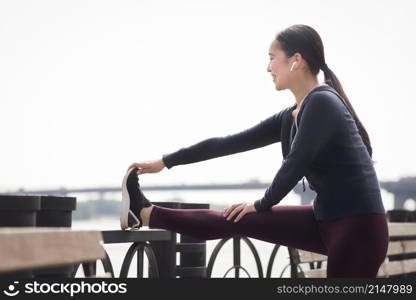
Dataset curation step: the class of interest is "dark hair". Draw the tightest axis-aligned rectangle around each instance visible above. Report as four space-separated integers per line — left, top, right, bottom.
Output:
275 24 375 163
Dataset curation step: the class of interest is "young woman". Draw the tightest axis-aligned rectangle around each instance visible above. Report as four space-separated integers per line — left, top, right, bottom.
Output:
122 24 389 278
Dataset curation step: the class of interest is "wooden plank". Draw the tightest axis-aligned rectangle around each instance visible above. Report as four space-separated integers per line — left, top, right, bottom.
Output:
299 268 327 278
381 258 416 276
386 241 404 256
296 249 327 263
300 266 390 278
0 227 105 273
377 262 388 277
403 240 416 254
388 223 416 237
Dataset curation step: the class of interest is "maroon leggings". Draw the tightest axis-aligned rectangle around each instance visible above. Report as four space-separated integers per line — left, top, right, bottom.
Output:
148 204 389 278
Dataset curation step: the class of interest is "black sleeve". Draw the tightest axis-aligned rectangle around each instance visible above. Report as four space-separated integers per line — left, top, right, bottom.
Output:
161 109 286 169
254 91 344 212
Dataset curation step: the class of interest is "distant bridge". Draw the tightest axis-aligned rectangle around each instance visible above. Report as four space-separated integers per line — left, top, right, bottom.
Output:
2 177 415 210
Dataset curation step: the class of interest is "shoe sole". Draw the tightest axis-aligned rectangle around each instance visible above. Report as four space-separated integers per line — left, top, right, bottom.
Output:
120 167 140 230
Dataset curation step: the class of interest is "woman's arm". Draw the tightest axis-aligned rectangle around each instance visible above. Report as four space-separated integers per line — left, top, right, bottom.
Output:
162 108 286 169
254 91 345 212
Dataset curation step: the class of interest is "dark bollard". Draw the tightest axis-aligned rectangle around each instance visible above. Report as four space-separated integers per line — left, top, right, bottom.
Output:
0 194 40 227
0 194 41 279
33 195 77 278
36 195 76 227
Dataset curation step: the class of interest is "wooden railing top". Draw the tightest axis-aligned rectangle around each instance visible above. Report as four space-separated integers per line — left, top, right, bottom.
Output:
101 228 174 244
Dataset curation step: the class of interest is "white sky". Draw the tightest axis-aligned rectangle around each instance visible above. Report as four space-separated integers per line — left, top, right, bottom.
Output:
0 0 415 191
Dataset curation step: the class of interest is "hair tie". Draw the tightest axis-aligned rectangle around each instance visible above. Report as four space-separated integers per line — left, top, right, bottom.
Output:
321 62 329 72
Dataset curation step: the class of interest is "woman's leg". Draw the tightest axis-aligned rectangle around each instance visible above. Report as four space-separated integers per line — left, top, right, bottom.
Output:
148 204 328 255
318 213 389 278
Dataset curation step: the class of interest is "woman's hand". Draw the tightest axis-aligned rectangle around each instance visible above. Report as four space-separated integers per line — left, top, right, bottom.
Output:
127 159 166 175
223 201 256 223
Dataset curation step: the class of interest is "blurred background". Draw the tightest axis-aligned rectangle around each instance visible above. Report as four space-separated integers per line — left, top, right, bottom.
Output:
0 0 415 277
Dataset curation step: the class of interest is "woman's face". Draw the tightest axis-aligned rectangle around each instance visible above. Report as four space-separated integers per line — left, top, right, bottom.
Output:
267 39 296 91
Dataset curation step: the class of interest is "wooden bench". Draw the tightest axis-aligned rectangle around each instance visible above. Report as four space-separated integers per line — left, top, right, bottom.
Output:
0 227 106 278
288 222 416 278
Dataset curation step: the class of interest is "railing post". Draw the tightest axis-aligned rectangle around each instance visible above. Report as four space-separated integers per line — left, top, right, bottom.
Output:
147 232 177 278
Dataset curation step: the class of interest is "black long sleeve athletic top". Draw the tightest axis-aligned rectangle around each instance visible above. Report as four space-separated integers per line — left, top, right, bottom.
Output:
161 85 386 221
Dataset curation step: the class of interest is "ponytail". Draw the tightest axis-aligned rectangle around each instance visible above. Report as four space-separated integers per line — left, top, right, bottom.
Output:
322 67 376 164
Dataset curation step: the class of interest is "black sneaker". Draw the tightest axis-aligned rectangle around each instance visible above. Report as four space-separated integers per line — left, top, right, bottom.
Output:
120 167 152 230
